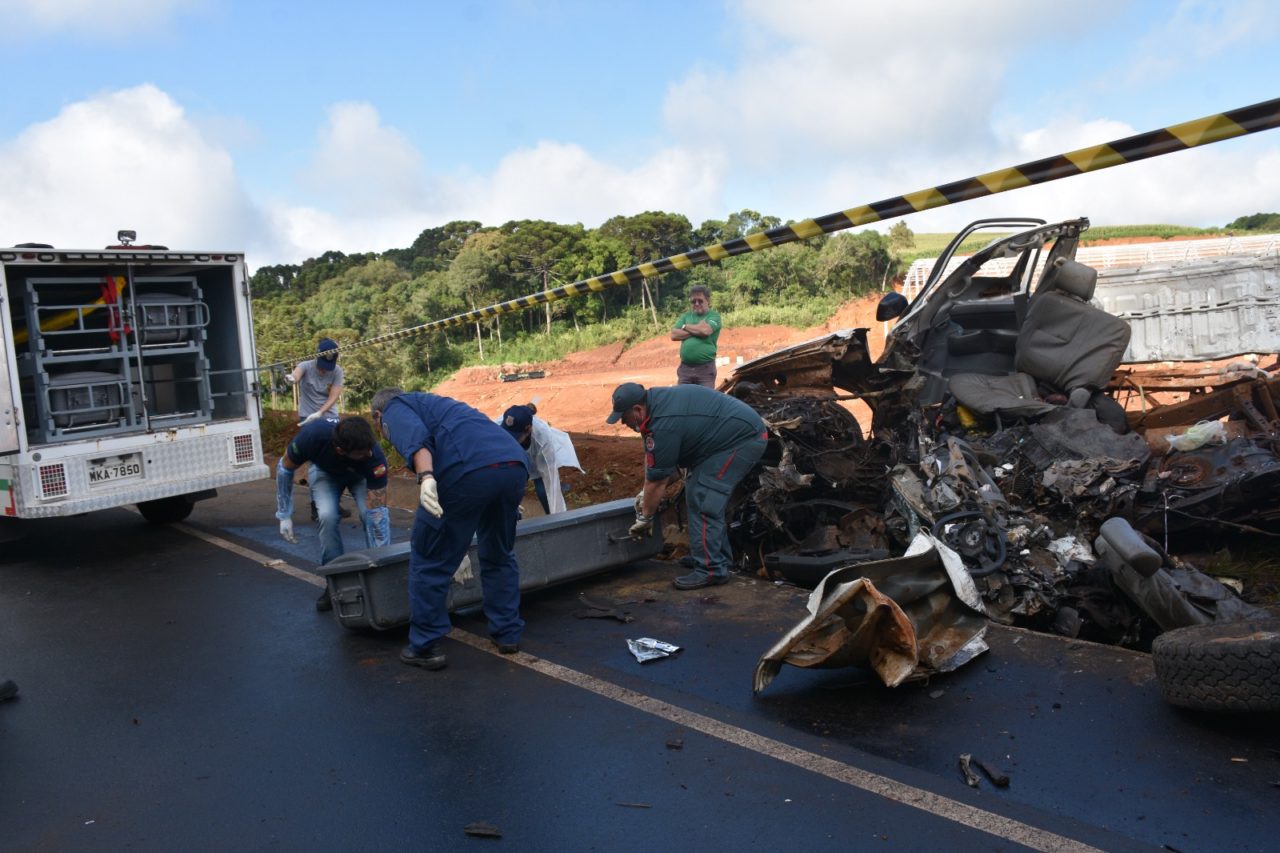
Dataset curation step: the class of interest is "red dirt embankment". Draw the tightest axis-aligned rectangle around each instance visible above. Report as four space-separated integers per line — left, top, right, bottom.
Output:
429 294 888 509
434 293 887 435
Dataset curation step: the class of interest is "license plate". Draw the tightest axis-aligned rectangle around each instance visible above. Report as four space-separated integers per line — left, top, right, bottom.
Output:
88 455 144 485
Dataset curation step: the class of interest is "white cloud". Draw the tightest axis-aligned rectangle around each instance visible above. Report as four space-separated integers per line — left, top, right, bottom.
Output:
664 0 1110 168
280 109 727 261
0 0 201 37
861 118 1280 234
465 141 726 227
655 0 1277 242
300 102 431 215
0 84 269 254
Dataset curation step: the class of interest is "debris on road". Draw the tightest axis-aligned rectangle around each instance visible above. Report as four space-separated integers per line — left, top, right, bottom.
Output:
574 593 635 623
715 217 1279 697
463 821 503 838
959 754 981 788
626 637 682 663
975 758 1011 788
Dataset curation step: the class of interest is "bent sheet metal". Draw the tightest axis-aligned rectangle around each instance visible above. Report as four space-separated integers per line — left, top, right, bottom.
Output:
754 533 988 693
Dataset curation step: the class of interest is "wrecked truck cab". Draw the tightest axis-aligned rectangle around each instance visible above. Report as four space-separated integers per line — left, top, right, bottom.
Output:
719 216 1277 694
881 217 1092 409
723 217 1098 431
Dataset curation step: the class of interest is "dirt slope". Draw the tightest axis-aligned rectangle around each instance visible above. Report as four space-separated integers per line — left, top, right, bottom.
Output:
434 293 887 435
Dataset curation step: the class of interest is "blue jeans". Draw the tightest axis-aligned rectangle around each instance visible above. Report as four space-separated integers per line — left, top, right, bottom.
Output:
309 466 369 565
407 463 527 651
531 477 550 514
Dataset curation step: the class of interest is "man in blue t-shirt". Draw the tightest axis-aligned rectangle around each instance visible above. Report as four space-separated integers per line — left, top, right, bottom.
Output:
275 416 391 609
371 388 529 672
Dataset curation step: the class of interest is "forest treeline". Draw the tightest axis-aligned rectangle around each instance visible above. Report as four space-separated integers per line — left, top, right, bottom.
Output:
251 211 913 405
250 209 1279 407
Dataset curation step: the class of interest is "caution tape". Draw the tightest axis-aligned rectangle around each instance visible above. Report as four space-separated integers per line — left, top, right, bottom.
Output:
268 96 1280 371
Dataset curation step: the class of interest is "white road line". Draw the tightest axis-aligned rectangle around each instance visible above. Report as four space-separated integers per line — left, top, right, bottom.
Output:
183 523 1100 853
174 522 325 588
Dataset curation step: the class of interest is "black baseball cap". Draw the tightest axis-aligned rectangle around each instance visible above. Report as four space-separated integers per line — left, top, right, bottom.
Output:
606 382 647 424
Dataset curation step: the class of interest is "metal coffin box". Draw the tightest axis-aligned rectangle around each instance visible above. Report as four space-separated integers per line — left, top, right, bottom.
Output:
317 498 664 631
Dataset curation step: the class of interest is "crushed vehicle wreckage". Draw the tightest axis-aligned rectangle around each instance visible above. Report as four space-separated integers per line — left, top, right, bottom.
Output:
713 217 1279 698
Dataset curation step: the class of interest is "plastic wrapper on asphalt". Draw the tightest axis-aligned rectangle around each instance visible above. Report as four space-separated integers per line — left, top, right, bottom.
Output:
627 637 681 663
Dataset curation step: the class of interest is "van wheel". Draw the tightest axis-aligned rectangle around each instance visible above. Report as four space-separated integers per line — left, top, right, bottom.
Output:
1152 619 1280 712
137 496 195 524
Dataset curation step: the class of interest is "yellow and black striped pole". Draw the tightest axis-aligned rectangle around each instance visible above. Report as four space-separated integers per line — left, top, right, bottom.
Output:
274 96 1280 369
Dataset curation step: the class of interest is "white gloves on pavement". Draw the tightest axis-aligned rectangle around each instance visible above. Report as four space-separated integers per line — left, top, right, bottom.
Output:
279 518 297 544
419 475 443 518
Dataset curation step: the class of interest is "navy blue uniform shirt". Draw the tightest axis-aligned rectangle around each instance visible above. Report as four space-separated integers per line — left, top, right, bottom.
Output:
379 393 527 490
287 420 389 489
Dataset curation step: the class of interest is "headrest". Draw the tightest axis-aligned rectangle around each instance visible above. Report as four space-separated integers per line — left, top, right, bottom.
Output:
1043 258 1097 301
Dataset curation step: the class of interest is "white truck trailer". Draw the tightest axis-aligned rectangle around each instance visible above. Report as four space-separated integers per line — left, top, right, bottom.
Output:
0 235 268 528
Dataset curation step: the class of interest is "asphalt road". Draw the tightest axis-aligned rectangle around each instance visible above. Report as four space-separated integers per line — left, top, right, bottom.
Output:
2 482 1276 851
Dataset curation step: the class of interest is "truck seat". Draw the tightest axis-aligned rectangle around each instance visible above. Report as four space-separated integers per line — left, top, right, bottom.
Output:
949 259 1131 419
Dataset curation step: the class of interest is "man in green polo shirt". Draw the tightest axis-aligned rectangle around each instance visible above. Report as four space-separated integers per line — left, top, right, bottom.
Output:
670 285 721 388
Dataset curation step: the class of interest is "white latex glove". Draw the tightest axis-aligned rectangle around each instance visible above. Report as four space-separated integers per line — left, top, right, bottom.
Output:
419 475 443 518
633 490 646 516
629 515 653 540
301 411 322 425
279 518 297 544
284 373 297 385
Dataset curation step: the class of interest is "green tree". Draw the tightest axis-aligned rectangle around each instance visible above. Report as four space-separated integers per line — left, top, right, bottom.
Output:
446 231 508 356
383 220 486 274
888 221 916 256
596 211 694 323
1225 212 1280 232
723 209 782 239
817 231 897 295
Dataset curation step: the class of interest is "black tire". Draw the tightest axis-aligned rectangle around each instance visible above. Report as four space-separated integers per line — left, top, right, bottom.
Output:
137 496 195 525
1152 619 1280 712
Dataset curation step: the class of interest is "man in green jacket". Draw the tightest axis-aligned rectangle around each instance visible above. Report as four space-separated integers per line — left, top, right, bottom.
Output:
608 382 767 590
670 285 721 388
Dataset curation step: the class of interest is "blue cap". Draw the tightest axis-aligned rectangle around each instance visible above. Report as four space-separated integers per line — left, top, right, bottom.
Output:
502 405 534 435
316 337 339 371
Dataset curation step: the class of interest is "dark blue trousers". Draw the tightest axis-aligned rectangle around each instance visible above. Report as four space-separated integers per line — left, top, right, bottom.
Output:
407 463 527 651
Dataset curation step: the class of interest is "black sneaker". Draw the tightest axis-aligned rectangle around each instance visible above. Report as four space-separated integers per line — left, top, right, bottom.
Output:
679 555 697 569
673 572 729 591
0 679 17 702
400 644 447 670
315 589 332 611
491 638 519 655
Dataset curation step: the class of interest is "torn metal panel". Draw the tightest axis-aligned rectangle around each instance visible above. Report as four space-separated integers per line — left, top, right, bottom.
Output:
1095 254 1280 362
1122 369 1280 433
1137 437 1280 532
753 534 987 692
723 329 880 399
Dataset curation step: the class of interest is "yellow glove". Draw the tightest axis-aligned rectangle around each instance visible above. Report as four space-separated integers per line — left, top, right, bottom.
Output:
418 474 443 517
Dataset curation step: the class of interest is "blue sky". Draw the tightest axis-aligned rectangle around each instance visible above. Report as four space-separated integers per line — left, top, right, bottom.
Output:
1 0 1277 268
